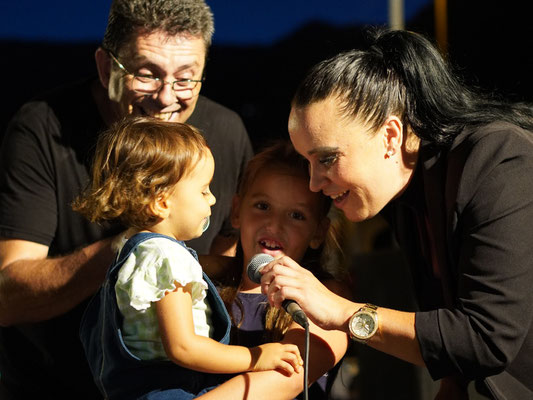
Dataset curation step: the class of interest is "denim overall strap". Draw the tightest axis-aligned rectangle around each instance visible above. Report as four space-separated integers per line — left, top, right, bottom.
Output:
116 233 231 345
108 232 169 278
153 235 231 345
80 232 231 399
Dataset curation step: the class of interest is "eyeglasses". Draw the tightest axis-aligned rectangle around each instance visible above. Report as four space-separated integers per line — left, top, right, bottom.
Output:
108 51 204 95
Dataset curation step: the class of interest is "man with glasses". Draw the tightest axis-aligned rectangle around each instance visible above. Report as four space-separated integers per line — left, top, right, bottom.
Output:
0 0 252 398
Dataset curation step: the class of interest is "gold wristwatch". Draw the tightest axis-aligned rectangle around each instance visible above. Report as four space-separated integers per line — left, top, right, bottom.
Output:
348 304 379 344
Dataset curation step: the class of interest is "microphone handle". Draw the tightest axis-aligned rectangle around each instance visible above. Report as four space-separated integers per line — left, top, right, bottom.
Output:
283 300 309 328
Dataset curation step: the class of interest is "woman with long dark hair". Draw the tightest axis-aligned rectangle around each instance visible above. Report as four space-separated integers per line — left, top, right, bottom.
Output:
261 28 533 399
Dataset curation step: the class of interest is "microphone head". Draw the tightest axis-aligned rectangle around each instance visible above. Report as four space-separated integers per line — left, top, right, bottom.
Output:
247 253 274 284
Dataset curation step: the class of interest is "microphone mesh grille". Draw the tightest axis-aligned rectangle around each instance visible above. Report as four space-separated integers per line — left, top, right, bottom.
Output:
247 253 274 283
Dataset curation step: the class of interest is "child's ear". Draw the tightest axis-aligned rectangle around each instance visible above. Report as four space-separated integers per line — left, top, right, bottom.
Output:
149 193 170 219
230 195 241 229
310 217 330 249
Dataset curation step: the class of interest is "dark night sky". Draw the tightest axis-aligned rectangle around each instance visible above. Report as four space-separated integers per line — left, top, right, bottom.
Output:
1 0 432 45
3 1 532 147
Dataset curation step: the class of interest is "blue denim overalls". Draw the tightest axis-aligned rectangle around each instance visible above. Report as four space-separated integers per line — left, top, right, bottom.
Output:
80 232 232 399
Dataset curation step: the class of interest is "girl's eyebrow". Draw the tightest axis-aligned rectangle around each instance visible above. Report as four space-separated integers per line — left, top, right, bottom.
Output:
248 192 313 209
248 191 269 199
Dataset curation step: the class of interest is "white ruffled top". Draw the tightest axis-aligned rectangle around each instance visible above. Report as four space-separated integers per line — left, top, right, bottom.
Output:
114 236 212 360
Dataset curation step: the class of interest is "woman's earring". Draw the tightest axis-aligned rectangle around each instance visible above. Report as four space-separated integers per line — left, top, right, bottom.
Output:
386 149 395 158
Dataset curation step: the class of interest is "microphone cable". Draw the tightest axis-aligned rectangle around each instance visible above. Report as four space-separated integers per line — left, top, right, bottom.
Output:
302 318 310 400
247 253 310 398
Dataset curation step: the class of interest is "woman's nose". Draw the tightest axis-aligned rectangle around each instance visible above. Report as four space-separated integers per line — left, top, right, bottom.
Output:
308 166 326 193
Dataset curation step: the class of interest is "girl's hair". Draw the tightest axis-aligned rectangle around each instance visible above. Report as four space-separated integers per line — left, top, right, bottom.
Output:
73 116 209 230
219 140 344 342
292 28 533 147
236 140 331 216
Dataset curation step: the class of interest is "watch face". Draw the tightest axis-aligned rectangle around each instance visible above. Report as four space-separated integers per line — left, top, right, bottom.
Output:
351 312 376 338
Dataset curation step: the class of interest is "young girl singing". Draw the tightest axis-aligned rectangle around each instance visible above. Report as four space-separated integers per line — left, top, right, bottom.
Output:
198 140 351 399
74 117 302 400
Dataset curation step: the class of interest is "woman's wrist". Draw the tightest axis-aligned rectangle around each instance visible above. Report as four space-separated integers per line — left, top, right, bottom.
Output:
340 299 363 334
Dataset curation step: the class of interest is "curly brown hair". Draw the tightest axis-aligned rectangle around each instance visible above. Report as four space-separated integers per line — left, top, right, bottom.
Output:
73 116 209 230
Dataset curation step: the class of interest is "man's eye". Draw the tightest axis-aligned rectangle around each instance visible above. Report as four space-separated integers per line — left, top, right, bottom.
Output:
135 74 156 83
137 72 154 77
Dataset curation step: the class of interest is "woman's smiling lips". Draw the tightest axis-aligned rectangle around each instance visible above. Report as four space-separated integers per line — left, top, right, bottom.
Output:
329 190 350 205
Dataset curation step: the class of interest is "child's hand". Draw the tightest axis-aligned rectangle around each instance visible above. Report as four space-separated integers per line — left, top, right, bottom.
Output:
250 343 303 375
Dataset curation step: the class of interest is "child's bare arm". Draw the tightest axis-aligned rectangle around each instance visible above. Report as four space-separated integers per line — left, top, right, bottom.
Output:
196 278 351 400
156 282 302 375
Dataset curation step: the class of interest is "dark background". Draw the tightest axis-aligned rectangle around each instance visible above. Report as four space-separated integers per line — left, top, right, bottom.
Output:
1 1 532 398
2 1 532 149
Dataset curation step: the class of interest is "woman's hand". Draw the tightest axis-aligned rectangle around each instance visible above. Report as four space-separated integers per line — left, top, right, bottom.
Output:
251 343 303 375
260 255 355 331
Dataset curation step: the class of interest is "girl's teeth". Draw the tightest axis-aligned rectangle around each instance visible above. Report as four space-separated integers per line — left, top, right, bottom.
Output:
261 240 281 250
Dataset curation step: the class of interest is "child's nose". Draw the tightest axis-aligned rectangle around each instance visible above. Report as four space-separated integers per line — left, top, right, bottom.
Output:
266 214 284 233
209 192 216 206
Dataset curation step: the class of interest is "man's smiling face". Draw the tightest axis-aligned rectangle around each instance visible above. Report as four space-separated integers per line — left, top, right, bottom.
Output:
105 30 206 123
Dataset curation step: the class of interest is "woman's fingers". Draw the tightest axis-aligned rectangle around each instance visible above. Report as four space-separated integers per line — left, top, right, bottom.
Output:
262 259 314 307
260 254 355 330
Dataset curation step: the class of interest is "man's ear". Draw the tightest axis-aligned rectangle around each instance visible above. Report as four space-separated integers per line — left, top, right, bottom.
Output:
149 194 170 219
230 195 241 229
310 216 330 250
95 47 111 90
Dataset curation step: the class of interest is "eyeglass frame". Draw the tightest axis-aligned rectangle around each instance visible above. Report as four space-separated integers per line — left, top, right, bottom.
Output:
107 51 204 95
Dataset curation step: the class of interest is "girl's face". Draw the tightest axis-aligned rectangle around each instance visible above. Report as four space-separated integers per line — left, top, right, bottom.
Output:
232 169 329 266
288 96 409 222
158 150 216 240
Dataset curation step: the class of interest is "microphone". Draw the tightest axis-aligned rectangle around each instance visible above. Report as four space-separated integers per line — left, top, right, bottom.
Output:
247 253 309 328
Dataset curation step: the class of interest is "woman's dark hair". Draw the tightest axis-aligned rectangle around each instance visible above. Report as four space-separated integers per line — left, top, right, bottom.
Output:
292 28 533 146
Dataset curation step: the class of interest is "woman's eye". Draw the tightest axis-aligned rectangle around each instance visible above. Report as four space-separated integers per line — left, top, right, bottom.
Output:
319 154 338 167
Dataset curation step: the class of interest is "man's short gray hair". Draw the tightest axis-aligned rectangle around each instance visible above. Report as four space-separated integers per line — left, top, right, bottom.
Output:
102 0 214 54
